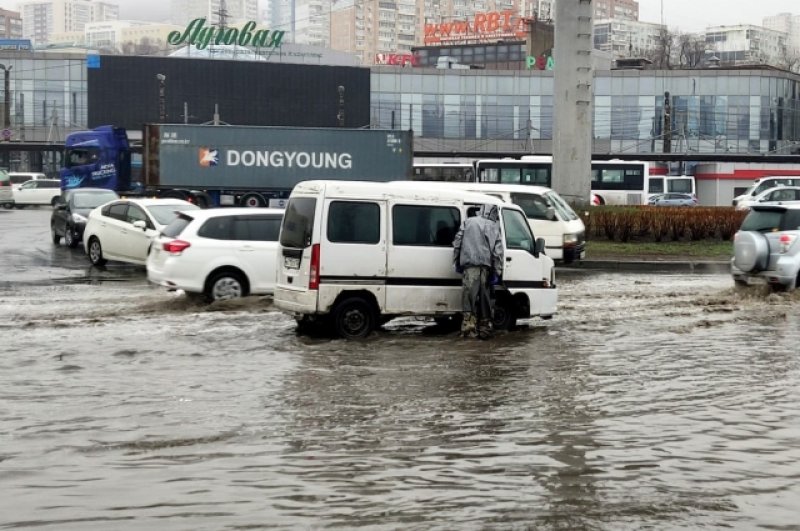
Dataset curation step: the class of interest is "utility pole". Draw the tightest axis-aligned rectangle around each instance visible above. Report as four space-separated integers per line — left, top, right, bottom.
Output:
663 91 671 153
0 63 12 138
337 85 345 127
157 74 166 122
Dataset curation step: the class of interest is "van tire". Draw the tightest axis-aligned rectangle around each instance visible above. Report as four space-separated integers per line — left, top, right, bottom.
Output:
332 296 376 339
493 298 516 331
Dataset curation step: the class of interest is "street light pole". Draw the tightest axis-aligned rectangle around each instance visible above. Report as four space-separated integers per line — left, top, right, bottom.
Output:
156 73 166 122
0 64 12 133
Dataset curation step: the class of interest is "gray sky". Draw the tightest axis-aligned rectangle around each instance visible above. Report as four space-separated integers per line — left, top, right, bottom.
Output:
0 0 797 33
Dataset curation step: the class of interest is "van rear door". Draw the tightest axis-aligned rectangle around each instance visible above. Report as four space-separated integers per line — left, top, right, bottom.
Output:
278 195 319 293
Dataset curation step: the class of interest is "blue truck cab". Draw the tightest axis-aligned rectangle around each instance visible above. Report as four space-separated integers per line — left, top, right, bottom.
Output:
60 126 132 192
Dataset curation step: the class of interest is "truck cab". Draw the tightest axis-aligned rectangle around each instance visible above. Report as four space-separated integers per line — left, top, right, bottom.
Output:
59 126 131 192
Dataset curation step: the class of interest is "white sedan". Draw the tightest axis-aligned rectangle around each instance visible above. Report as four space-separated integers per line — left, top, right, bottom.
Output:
83 198 200 266
735 186 800 211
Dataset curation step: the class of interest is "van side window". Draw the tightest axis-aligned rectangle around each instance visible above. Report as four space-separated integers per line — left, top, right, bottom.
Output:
392 205 461 247
233 216 282 241
327 201 380 244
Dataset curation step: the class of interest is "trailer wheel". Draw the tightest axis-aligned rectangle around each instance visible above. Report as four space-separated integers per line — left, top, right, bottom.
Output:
240 193 265 208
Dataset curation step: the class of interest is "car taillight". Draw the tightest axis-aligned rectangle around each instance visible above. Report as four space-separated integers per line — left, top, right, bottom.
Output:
779 234 795 254
309 243 320 290
163 239 191 254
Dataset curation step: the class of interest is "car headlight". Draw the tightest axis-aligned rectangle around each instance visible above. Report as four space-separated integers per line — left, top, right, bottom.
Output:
563 233 579 245
71 213 87 223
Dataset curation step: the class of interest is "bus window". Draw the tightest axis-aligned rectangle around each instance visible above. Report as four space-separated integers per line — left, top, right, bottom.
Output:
649 177 665 194
522 168 550 186
500 168 521 183
667 177 695 194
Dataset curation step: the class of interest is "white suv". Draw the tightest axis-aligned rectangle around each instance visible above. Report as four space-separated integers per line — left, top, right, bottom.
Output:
732 204 800 292
147 208 284 302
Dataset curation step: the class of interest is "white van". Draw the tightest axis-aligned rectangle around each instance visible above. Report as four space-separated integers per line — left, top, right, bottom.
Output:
9 172 48 191
732 176 800 207
392 181 585 263
274 180 558 339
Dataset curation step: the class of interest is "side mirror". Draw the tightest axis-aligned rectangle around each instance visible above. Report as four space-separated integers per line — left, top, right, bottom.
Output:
545 206 557 221
132 220 147 230
533 237 546 258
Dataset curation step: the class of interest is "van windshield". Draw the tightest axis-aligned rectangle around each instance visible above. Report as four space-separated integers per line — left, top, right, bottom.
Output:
544 191 579 220
280 197 316 248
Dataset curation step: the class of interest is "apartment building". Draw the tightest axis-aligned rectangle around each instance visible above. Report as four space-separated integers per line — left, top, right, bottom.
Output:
19 0 119 45
0 9 23 39
593 18 663 59
705 25 788 66
535 0 638 22
763 12 800 53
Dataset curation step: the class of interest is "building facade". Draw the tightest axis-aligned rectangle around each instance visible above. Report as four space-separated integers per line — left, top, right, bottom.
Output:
0 9 23 40
705 25 788 67
593 18 663 59
19 0 119 45
763 12 800 54
534 0 638 22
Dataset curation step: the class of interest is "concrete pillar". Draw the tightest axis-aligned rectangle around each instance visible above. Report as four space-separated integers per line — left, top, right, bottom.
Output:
552 0 593 207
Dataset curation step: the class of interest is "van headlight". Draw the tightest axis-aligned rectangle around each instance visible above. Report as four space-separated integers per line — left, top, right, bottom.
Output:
71 213 87 223
563 233 579 245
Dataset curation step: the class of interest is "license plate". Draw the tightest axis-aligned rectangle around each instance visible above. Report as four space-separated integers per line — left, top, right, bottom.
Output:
284 256 300 269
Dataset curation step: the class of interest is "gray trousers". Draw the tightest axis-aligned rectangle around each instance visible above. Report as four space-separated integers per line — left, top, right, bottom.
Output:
462 266 493 322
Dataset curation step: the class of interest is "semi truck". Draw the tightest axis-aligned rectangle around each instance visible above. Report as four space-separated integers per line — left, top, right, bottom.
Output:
59 124 414 208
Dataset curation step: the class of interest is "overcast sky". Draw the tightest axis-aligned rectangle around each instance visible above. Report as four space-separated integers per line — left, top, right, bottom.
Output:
0 0 797 33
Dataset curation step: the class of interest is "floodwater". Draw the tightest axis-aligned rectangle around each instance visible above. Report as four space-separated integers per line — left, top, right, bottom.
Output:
2 208 800 530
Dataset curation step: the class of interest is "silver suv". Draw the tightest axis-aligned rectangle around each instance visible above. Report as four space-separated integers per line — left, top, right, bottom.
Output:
732 205 800 291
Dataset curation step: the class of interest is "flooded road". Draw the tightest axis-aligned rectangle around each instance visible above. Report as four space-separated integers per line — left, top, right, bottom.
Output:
2 208 799 530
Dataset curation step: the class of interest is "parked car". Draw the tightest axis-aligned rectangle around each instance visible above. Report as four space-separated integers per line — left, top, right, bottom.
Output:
0 170 12 209
51 188 120 248
9 172 47 191
648 193 697 207
734 186 800 211
147 208 284 302
731 204 800 292
732 176 800 207
83 198 199 266
12 179 61 207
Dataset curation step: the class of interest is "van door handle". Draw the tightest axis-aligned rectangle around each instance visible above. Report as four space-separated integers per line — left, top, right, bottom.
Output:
506 257 512 262
239 246 255 252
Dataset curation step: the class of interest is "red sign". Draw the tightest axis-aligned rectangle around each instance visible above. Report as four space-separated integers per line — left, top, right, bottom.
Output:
424 10 528 45
374 53 419 66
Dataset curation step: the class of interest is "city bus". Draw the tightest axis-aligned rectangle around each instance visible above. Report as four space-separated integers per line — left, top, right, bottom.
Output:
648 174 697 198
414 156 655 205
411 161 474 182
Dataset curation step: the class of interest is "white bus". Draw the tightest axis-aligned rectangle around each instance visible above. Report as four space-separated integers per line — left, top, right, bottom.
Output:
411 161 474 182
414 157 655 205
648 174 697 198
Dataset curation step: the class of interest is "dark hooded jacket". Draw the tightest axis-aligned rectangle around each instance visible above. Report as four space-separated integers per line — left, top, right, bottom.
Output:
453 204 504 276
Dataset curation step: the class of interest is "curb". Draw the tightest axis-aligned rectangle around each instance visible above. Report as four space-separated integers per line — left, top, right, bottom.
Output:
561 260 730 273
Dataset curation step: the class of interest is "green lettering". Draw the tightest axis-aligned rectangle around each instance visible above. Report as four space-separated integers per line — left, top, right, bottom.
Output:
224 28 239 45
267 30 285 48
253 29 269 47
196 27 214 49
168 17 205 45
546 56 555 70
525 56 535 69
213 26 226 45
238 21 255 46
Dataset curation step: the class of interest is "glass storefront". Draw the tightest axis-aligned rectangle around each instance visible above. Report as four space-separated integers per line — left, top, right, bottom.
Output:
371 68 800 155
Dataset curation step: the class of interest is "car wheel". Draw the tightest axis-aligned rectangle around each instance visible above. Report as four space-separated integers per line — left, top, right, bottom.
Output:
492 297 516 331
50 197 59 207
332 296 377 339
51 223 61 245
64 224 79 248
2 202 12 209
88 237 107 266
206 271 247 301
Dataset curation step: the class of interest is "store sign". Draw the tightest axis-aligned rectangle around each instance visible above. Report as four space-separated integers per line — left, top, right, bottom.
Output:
374 53 418 66
527 54 555 70
167 18 285 50
0 39 32 51
424 10 528 45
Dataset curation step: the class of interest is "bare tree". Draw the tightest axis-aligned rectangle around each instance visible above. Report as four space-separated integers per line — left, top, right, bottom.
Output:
647 27 675 69
677 33 706 68
778 46 800 73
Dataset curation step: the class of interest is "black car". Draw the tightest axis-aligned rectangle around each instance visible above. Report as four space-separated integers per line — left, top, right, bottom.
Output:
51 188 120 248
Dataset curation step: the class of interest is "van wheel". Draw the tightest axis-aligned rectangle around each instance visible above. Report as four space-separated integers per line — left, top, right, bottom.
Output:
332 296 376 339
88 237 107 266
3 202 13 209
492 299 516 331
206 271 247 301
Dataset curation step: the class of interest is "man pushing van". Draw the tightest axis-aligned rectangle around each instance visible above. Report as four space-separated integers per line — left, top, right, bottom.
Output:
453 204 504 339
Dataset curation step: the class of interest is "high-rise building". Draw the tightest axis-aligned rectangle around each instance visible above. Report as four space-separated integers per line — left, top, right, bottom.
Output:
19 0 119 45
593 18 663 59
536 0 638 22
264 0 295 37
0 8 23 39
763 12 800 53
704 25 788 66
170 0 259 26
